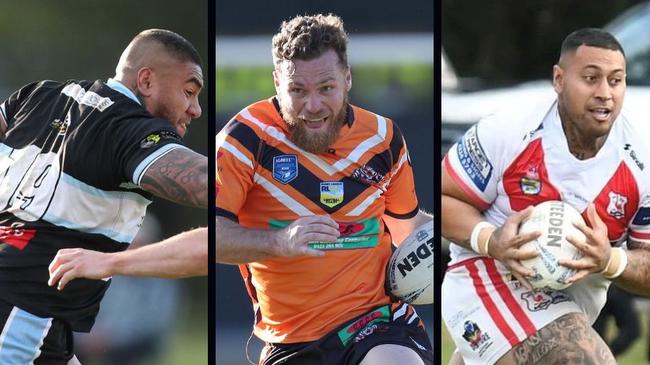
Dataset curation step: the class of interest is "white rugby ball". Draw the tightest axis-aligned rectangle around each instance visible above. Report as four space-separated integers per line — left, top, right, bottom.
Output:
519 200 585 290
387 221 434 305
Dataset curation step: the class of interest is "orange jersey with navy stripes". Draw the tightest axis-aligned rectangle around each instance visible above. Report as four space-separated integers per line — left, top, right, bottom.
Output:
216 97 418 343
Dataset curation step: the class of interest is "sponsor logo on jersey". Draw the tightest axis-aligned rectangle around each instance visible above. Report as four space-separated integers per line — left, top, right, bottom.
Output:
320 181 344 208
607 191 627 220
0 223 37 251
624 144 645 171
520 165 541 195
50 117 70 135
272 155 298 184
61 83 114 112
337 305 390 346
632 205 650 225
269 218 380 250
521 288 570 311
352 165 384 186
457 126 493 192
140 130 181 148
140 133 161 148
462 320 492 356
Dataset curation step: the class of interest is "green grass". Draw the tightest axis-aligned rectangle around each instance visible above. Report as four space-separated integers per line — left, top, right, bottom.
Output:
442 311 650 364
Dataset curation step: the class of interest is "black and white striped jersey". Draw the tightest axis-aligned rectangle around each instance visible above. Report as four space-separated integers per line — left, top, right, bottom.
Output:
0 79 187 331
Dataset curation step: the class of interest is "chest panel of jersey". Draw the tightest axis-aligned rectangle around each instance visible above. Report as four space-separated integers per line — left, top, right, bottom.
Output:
496 124 640 243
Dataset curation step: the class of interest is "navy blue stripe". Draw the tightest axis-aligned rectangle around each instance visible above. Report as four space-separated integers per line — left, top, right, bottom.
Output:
363 149 393 177
385 206 419 219
258 144 373 214
222 119 261 157
389 122 406 167
215 207 238 222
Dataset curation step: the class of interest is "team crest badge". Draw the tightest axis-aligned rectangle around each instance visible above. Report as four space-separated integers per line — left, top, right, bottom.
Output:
320 182 344 208
272 155 298 184
520 165 541 195
461 320 492 355
607 191 627 220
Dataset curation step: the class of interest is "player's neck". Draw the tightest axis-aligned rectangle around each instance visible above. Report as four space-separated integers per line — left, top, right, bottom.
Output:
559 110 608 160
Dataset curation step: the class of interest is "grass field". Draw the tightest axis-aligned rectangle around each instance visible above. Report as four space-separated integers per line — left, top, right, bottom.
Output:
442 308 650 364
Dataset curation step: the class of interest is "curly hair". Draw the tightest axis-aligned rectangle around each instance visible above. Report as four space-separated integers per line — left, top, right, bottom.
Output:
272 14 349 69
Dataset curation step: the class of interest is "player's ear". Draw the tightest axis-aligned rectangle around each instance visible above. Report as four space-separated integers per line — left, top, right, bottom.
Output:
136 67 155 97
345 64 352 92
552 65 563 94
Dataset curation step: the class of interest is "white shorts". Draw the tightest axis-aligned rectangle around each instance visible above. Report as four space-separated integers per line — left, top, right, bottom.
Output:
442 257 609 365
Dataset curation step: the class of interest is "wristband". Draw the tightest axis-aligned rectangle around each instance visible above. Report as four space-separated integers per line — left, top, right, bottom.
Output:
601 247 628 279
470 222 496 256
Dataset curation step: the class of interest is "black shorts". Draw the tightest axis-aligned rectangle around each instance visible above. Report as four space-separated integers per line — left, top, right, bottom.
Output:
260 303 434 365
0 298 74 365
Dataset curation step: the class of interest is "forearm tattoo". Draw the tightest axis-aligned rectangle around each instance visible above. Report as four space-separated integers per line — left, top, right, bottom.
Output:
140 148 207 208
508 313 615 365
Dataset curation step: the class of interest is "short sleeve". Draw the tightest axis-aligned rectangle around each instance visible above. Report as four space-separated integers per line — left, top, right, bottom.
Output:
383 121 418 218
443 114 504 210
216 120 258 222
109 117 187 186
1 82 40 127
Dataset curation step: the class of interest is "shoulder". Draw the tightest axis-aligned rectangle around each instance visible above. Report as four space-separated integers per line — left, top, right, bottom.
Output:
349 104 403 145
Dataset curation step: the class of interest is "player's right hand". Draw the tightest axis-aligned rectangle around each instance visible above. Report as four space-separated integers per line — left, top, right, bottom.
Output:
488 206 541 290
271 215 340 257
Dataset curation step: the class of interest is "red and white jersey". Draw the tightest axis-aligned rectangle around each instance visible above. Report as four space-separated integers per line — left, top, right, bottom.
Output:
444 98 650 264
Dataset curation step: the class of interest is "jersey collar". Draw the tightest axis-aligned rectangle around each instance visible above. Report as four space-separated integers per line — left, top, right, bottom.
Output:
106 78 141 105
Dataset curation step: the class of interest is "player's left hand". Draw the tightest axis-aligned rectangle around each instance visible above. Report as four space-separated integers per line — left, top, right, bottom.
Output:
560 203 611 284
48 248 114 290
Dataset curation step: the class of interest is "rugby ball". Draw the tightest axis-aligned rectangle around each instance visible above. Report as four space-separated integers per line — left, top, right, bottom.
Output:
519 201 585 290
387 221 434 304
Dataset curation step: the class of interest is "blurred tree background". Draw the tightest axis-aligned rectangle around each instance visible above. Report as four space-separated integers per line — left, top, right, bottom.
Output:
0 1 207 364
442 0 646 86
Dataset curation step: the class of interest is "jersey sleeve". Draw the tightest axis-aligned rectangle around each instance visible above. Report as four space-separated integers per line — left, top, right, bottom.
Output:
383 121 419 218
1 82 40 127
216 119 258 222
109 116 187 186
443 113 506 210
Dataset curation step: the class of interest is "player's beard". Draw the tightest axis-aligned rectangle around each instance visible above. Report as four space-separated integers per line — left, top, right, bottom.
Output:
282 94 349 154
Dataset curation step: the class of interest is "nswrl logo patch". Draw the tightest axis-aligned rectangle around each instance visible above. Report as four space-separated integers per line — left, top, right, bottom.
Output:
272 155 298 184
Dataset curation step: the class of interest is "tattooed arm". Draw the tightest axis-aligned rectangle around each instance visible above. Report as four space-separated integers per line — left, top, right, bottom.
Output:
612 239 650 295
140 148 207 208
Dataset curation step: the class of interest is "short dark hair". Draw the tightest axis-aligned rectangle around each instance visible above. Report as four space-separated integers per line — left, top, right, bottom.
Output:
560 28 625 58
135 29 202 68
272 14 349 69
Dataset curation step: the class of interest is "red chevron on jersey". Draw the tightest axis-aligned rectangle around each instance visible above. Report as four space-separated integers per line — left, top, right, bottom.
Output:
502 139 561 212
592 162 639 241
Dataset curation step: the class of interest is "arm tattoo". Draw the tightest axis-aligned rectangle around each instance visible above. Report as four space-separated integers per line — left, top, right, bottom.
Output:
140 148 207 208
509 313 615 365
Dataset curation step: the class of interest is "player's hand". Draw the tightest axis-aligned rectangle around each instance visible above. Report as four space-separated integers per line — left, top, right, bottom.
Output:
271 215 339 257
48 248 114 291
489 206 541 290
560 203 611 284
